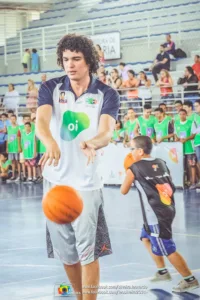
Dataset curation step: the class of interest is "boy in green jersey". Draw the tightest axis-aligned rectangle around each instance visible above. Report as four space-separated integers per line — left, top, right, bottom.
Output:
193 100 200 188
134 104 156 142
174 109 196 189
173 100 183 122
111 120 124 144
0 153 12 182
18 115 35 181
183 100 195 122
22 122 37 182
154 108 174 143
123 108 137 147
6 114 21 181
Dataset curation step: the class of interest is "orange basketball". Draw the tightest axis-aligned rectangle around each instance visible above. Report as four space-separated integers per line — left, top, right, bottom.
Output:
124 153 135 170
42 185 83 224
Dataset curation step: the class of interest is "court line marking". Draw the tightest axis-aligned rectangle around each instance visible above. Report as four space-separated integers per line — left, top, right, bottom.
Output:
0 264 61 268
109 226 200 238
0 247 45 251
1 267 200 287
0 262 174 270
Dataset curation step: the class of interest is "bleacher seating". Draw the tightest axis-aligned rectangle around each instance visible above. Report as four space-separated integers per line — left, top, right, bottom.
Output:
0 0 199 118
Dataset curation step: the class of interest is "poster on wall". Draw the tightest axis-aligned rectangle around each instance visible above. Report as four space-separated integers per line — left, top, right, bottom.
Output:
90 31 121 60
99 142 184 187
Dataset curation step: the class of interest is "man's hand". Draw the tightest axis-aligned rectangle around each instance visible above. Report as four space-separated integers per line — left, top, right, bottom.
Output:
39 139 61 167
80 141 96 165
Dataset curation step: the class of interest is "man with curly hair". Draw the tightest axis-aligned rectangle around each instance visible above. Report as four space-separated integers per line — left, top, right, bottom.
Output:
36 34 120 299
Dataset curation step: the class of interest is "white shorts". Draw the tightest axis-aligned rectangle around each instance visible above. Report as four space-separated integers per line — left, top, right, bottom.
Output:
44 180 112 266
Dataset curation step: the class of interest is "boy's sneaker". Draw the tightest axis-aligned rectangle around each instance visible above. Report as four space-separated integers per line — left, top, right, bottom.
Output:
15 177 20 182
172 279 200 293
27 178 33 183
150 271 172 282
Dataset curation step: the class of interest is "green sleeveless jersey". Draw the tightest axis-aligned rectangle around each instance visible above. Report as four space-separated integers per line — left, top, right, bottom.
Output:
137 115 156 138
19 123 35 133
112 129 124 142
37 139 46 154
22 131 35 159
174 119 194 154
187 113 195 122
173 114 180 122
124 119 137 139
7 125 19 153
194 114 200 147
154 117 171 142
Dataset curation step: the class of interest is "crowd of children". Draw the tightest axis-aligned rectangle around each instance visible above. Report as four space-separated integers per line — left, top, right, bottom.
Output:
0 110 45 183
111 99 200 190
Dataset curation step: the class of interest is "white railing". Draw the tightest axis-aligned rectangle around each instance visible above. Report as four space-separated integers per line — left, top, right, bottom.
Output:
0 84 199 117
1 1 200 65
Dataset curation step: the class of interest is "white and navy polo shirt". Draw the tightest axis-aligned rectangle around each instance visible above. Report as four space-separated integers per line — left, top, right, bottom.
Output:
38 75 120 190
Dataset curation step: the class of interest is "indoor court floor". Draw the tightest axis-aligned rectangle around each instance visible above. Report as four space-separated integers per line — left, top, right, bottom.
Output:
0 183 200 300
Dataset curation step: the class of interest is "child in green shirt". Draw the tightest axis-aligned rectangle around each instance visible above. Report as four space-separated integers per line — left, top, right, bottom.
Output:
21 122 37 182
0 153 12 182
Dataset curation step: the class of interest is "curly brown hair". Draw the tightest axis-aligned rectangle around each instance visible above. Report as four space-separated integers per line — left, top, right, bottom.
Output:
57 34 99 74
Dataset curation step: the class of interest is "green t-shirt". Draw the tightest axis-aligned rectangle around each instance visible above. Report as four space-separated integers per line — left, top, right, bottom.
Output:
37 139 46 153
22 52 30 64
7 125 20 153
1 159 12 170
22 131 35 159
137 115 156 138
124 119 137 139
175 119 194 154
154 117 171 142
194 114 200 147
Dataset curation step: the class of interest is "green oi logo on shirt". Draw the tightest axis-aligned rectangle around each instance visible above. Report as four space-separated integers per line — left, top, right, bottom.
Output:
60 110 90 141
86 98 98 105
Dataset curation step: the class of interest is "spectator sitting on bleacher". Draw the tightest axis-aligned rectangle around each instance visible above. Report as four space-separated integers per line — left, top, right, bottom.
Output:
121 70 139 101
137 71 152 105
119 62 132 81
163 34 176 58
3 84 20 111
26 79 38 109
22 49 31 73
109 68 122 90
192 55 200 81
177 66 199 103
149 44 170 82
156 69 174 104
31 49 39 73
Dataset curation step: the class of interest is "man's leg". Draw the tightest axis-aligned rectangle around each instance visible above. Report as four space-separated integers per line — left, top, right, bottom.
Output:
64 262 82 300
82 260 100 300
152 64 162 82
